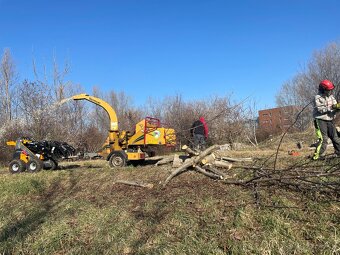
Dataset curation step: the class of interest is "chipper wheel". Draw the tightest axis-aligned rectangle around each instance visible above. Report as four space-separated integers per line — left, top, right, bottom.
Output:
109 151 127 168
26 158 43 173
9 159 26 174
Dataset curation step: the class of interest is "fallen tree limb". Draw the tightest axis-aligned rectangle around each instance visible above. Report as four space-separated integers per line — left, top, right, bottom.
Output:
239 172 340 185
163 144 221 187
235 166 285 172
155 155 175 166
162 159 194 186
145 156 165 161
182 145 199 156
213 160 233 170
113 180 154 189
205 166 228 179
192 145 221 163
195 166 222 180
221 157 252 162
172 154 183 168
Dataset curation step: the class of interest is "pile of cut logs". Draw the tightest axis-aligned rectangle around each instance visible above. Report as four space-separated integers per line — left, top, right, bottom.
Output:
158 145 252 186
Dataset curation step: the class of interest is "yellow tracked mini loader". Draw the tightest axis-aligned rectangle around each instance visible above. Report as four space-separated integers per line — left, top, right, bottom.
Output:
6 138 75 173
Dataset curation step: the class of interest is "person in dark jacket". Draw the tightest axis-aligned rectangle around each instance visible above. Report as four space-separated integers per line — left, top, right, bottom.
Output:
312 79 340 160
191 116 208 150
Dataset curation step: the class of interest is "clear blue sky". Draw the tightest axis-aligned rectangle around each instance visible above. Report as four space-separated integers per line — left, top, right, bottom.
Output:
1 0 340 110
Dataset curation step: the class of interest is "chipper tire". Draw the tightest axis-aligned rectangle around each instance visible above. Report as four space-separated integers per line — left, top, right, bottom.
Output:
109 151 127 168
27 158 43 173
9 160 25 174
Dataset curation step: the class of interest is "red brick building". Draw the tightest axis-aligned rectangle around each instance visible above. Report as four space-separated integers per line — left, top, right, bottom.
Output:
258 106 297 133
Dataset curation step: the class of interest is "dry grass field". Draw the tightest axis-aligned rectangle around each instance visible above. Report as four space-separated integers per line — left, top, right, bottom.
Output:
0 136 339 254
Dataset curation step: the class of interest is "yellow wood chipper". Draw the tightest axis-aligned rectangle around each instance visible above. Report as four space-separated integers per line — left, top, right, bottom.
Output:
72 94 176 167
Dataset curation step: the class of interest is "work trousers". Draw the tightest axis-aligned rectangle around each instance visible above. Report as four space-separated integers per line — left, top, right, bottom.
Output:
193 133 206 151
313 119 340 159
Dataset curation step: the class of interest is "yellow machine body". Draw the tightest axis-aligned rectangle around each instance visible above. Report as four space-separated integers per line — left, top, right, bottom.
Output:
6 141 16 146
128 119 176 146
127 152 145 160
6 139 44 164
20 153 29 163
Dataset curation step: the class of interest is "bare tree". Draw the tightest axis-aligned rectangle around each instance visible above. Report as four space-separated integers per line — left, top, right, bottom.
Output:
161 94 193 147
276 42 340 131
243 100 259 147
143 96 163 119
0 48 17 122
25 53 89 145
16 80 52 139
107 90 137 131
90 87 142 133
155 94 252 148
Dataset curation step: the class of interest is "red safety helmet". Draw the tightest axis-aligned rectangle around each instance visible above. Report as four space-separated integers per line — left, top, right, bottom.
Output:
319 80 334 91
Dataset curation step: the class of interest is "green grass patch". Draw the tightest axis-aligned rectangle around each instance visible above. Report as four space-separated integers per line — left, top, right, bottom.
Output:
0 161 339 254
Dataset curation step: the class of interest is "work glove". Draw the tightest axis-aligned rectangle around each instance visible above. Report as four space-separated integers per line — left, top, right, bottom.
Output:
332 103 340 110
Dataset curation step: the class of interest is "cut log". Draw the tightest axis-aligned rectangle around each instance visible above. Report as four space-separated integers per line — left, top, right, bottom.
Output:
201 153 216 165
145 156 165 161
172 154 183 168
114 180 154 189
155 155 175 166
213 160 233 170
184 158 192 163
182 145 199 156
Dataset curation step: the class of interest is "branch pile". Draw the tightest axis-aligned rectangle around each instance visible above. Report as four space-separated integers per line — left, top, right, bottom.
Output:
158 145 339 199
119 144 339 200
228 159 340 199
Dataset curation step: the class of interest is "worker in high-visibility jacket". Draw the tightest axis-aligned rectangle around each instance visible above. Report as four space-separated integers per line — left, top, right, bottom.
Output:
313 79 340 160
